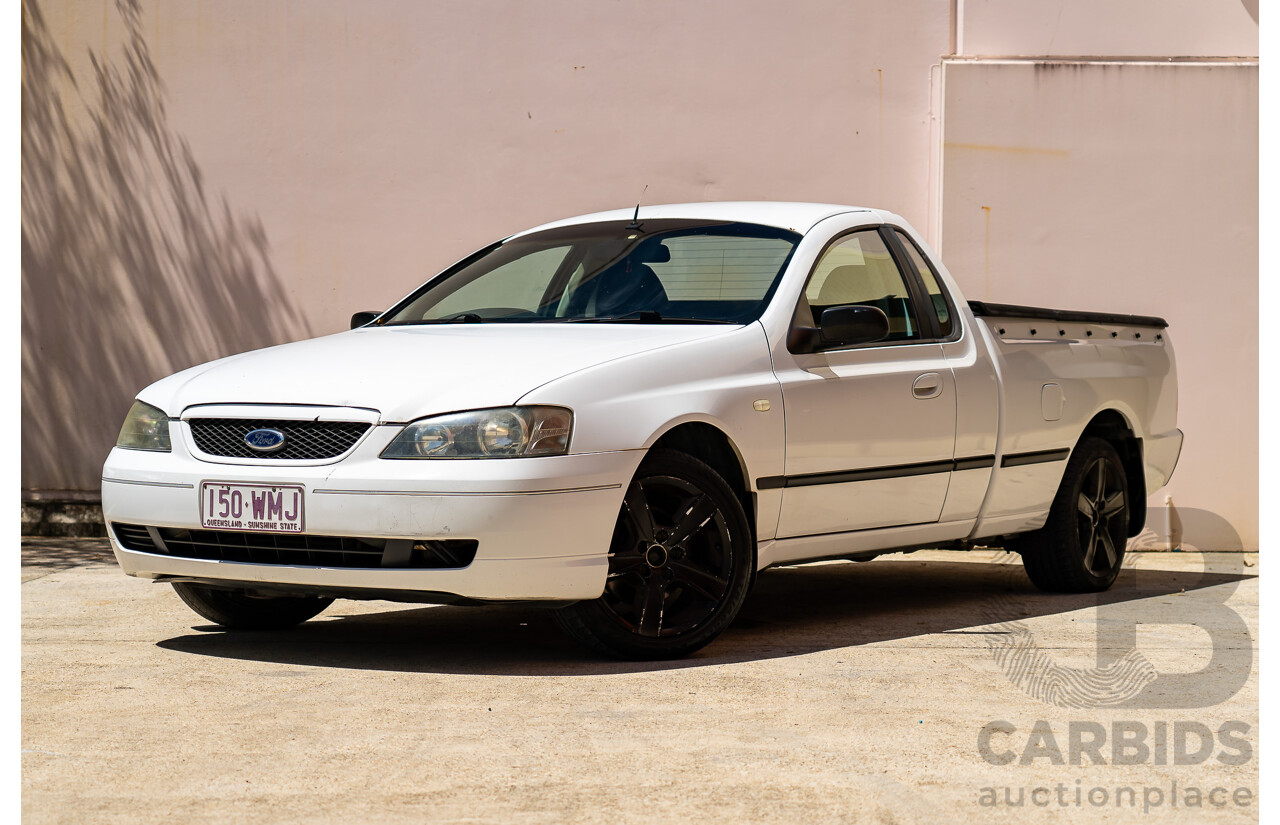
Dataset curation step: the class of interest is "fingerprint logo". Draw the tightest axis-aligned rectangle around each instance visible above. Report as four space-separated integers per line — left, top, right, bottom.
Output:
984 621 1158 708
979 556 1157 709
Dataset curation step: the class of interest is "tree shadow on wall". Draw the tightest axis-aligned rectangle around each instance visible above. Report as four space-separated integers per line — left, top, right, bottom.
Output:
21 0 313 490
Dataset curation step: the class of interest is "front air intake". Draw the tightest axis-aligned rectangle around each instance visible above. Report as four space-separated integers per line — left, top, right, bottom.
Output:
111 523 478 570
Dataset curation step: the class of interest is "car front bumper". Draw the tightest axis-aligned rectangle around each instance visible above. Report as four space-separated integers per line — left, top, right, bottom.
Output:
102 423 644 602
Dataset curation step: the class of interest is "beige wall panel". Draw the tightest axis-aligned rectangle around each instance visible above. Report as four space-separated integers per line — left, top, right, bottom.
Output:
941 59 1258 548
958 0 1258 58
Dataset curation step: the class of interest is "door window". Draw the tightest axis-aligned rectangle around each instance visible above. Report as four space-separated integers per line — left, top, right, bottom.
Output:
798 229 921 342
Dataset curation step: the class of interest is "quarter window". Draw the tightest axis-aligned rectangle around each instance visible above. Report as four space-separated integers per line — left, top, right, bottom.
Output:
894 230 952 337
799 230 920 342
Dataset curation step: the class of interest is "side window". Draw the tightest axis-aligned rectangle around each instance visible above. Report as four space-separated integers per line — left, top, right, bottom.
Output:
423 246 571 319
894 230 953 337
800 230 920 342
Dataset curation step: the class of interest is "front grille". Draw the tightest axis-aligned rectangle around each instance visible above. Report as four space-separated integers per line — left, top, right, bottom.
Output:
111 523 478 570
187 419 370 460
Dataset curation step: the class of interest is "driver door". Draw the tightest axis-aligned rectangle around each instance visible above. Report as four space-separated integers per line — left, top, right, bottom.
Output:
772 227 957 537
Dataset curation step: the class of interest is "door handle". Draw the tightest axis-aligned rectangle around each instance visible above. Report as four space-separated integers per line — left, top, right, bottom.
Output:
913 373 942 399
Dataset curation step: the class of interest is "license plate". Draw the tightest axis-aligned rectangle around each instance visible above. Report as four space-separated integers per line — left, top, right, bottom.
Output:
200 482 304 533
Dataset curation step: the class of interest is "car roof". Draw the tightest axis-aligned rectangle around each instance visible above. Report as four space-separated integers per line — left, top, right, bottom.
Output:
511 202 875 237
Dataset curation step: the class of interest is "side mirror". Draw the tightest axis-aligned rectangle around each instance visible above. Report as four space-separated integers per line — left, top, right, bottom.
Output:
351 311 380 330
818 305 890 347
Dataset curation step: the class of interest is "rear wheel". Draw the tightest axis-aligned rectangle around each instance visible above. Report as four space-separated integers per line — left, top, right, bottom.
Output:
171 582 333 629
1015 437 1129 592
553 449 754 660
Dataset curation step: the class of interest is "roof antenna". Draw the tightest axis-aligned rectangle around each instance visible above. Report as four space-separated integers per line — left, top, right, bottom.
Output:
626 184 648 229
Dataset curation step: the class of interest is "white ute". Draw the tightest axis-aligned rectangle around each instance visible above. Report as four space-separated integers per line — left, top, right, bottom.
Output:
103 202 1183 659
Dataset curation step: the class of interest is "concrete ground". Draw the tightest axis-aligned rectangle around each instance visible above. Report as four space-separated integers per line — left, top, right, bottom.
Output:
23 540 1258 824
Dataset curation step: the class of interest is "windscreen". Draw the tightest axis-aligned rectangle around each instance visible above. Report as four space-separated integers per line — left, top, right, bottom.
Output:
381 219 800 325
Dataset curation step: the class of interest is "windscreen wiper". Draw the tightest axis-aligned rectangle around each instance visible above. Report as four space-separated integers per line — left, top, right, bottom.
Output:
567 311 736 325
384 312 485 326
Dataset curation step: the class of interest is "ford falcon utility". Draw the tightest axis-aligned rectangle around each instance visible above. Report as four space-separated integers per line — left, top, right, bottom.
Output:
103 202 1182 659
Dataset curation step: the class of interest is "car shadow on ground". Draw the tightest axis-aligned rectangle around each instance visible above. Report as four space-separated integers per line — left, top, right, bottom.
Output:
154 556 1255 675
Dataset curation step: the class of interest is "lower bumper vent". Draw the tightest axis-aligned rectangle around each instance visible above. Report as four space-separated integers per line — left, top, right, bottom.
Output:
111 523 477 570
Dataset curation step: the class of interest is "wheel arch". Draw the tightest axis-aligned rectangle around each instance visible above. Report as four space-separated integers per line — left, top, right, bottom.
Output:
1076 409 1147 537
647 421 756 546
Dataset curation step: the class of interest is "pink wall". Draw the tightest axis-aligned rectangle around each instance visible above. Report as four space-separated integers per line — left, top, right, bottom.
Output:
139 0 952 332
24 0 951 490
22 1 1259 548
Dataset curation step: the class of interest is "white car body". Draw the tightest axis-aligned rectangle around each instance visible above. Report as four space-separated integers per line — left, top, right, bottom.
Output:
103 202 1182 618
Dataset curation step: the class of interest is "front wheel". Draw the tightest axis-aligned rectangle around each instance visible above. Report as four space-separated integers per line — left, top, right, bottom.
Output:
171 582 334 629
1015 437 1130 592
553 449 754 660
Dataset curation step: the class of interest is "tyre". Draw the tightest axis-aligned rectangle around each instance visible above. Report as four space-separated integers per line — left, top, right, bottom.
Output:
1015 437 1130 593
171 582 333 629
553 449 754 660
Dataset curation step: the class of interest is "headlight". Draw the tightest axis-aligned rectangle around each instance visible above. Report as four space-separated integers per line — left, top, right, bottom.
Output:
381 406 572 459
116 400 172 452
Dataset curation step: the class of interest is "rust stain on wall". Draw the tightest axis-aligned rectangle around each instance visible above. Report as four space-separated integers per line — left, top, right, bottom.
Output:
981 205 991 299
876 67 883 200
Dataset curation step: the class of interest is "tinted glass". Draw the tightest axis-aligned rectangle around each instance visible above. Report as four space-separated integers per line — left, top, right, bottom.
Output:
383 220 800 325
895 229 952 337
424 246 571 320
799 229 920 341
648 235 793 301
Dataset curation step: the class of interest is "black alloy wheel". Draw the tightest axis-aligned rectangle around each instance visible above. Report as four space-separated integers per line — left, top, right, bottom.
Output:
1017 437 1129 593
1075 454 1127 577
553 449 753 659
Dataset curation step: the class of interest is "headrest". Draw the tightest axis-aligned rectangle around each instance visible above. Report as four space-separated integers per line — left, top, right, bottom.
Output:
632 239 671 265
593 259 669 314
